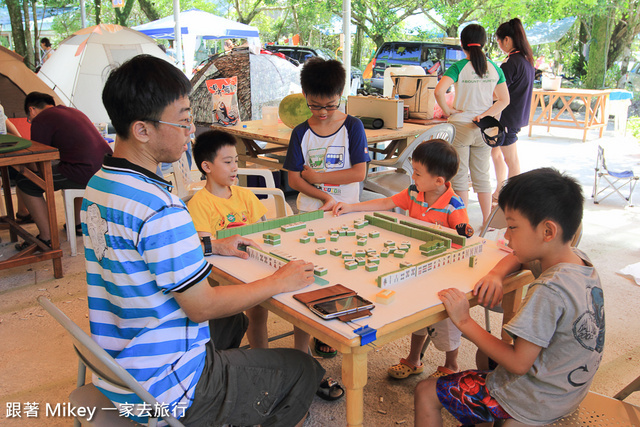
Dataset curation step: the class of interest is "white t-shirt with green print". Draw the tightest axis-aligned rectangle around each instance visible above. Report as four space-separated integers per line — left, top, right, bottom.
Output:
444 58 505 123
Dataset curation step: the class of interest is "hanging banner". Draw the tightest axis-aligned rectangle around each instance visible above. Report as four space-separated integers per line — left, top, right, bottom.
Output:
206 77 240 126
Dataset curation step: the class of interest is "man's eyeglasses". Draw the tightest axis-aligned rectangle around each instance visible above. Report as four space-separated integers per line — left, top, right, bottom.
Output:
306 100 341 111
145 114 193 130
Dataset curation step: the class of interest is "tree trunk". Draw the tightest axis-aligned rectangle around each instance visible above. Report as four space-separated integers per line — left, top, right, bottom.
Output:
372 34 385 52
114 0 136 26
94 0 102 25
577 20 588 78
138 0 160 22
31 0 38 53
22 0 35 69
584 15 609 89
6 0 26 56
352 25 363 67
607 3 640 70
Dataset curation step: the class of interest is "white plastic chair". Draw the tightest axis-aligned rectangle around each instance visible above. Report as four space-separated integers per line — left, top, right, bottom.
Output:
592 145 638 207
38 296 185 427
236 167 293 218
62 188 85 257
363 123 456 198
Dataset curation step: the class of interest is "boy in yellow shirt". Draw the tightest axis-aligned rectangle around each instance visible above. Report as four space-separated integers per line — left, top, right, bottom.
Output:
188 130 270 348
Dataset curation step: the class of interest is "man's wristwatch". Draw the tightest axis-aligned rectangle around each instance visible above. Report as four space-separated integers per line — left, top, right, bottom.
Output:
201 236 213 256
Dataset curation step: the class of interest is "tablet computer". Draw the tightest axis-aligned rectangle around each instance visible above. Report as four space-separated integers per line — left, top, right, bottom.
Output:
309 295 375 320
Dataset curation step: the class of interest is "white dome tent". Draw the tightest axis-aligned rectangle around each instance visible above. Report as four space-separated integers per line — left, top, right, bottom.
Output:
37 24 173 125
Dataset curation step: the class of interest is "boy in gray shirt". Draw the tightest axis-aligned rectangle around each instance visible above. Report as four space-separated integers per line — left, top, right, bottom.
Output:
414 167 604 426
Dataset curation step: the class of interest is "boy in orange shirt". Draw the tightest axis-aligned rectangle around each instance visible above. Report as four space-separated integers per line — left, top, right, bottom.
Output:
334 139 473 379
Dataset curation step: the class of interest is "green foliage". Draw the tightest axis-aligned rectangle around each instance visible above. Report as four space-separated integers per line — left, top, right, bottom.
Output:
626 117 640 140
605 63 622 88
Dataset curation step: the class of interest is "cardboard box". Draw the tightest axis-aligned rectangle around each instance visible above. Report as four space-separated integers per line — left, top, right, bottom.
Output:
347 96 404 129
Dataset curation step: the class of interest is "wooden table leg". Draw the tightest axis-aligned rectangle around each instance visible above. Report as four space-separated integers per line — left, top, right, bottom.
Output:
342 350 368 427
40 161 63 278
583 95 591 142
1 166 18 241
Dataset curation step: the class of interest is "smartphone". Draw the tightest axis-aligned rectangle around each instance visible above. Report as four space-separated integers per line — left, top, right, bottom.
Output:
310 295 375 320
0 141 18 148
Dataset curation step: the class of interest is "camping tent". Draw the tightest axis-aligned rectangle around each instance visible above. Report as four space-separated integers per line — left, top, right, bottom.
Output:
37 24 172 125
134 8 260 78
0 46 63 137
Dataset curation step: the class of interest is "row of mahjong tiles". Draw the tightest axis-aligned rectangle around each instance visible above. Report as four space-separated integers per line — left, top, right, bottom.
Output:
207 211 508 340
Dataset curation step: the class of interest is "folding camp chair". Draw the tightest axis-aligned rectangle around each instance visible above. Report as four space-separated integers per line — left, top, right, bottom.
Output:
592 145 638 207
38 296 184 427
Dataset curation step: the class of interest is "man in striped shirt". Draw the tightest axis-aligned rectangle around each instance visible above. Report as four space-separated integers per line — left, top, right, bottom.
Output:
82 54 324 426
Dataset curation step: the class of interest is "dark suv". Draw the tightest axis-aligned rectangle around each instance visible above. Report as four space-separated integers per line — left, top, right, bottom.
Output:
263 45 364 89
369 41 465 90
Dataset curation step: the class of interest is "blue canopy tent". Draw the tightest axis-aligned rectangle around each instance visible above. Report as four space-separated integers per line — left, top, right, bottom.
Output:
134 8 259 76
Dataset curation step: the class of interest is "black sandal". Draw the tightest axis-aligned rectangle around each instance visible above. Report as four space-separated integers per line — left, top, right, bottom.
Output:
15 213 34 224
63 223 83 236
316 378 344 401
15 235 52 251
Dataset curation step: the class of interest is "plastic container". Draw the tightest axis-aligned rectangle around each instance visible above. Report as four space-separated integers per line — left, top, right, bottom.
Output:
383 65 426 97
262 105 279 127
541 76 562 91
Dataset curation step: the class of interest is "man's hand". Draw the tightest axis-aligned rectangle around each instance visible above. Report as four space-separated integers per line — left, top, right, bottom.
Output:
211 235 259 260
301 165 320 184
473 273 504 308
333 202 352 216
320 195 337 211
438 288 472 326
271 260 315 293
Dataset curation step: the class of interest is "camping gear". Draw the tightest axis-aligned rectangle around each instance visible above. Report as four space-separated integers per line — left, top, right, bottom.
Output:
0 46 63 138
190 50 301 125
391 75 437 120
347 95 403 129
37 24 170 125
134 8 260 78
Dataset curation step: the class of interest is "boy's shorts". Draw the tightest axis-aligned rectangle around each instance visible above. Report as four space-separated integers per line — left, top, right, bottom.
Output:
436 370 511 425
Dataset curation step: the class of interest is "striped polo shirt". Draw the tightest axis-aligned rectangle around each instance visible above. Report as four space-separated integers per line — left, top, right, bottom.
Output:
81 156 212 423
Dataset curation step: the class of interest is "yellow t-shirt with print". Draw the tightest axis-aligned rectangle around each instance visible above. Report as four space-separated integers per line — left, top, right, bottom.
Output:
188 185 268 233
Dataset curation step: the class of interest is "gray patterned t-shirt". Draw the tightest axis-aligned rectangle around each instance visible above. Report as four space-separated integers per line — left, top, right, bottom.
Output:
486 248 604 425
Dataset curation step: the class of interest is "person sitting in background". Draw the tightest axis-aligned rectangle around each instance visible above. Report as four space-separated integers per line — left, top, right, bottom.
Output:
14 92 112 250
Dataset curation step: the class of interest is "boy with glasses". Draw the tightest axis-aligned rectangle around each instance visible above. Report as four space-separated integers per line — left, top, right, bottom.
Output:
283 57 371 359
284 57 371 214
84 54 324 426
